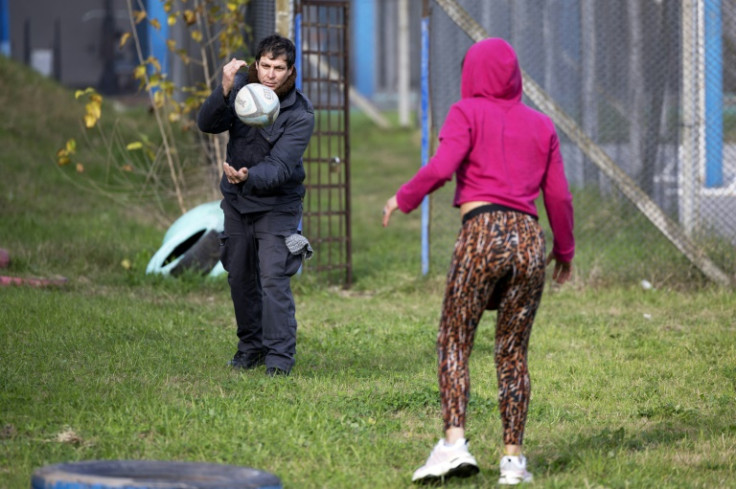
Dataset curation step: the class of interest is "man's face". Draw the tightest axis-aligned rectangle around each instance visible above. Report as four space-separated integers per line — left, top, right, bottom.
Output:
256 53 293 92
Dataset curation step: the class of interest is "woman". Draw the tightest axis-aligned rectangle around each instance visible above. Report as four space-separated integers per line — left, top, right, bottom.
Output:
382 38 574 485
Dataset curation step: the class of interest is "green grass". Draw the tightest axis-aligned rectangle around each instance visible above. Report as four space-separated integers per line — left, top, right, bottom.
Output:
2 57 736 488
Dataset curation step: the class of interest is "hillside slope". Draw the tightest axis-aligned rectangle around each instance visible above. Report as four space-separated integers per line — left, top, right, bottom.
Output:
0 57 161 282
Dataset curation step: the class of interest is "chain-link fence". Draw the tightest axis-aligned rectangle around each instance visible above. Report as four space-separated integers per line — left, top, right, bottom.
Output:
425 0 736 287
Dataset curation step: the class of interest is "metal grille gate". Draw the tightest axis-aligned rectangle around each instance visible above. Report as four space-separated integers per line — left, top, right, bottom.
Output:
297 1 352 286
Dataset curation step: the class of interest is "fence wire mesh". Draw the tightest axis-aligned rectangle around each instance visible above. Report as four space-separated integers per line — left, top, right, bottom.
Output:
425 0 736 287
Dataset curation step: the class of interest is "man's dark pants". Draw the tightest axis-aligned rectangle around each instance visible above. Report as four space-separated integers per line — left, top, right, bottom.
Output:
220 200 302 372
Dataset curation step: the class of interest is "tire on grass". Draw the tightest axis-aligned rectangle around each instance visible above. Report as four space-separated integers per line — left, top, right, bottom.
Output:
31 460 282 489
146 200 225 278
169 229 221 277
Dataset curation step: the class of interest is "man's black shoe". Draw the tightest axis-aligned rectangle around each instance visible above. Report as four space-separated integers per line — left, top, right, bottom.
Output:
228 351 265 370
266 367 290 377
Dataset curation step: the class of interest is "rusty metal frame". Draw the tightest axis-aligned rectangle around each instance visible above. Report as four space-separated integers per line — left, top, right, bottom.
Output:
297 0 352 286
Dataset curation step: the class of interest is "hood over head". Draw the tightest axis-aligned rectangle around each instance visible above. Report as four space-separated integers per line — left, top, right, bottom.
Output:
461 38 522 102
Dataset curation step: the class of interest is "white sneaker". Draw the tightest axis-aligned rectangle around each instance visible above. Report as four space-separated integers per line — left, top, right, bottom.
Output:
411 438 479 484
498 454 533 485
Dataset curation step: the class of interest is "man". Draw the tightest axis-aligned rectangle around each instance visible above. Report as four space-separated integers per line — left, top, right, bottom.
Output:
197 34 315 377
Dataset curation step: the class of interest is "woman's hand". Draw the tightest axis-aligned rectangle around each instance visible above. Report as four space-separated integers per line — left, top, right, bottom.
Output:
546 252 572 284
382 195 399 227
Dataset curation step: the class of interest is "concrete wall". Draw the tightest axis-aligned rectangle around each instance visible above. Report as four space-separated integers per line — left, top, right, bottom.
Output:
9 0 136 90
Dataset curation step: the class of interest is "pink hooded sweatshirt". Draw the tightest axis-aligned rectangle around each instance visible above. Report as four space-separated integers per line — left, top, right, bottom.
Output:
396 38 575 263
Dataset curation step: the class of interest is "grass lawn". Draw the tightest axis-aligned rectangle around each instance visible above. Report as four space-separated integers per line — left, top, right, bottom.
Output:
1 57 735 488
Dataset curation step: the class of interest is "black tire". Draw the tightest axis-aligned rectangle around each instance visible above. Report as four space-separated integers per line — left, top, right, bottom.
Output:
170 229 222 277
31 460 282 489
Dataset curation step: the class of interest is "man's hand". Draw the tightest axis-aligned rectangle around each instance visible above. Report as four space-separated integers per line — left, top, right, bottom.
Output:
223 162 248 184
382 195 399 227
546 252 573 284
222 58 248 97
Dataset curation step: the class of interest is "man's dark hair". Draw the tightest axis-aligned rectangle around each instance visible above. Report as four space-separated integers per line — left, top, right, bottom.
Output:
256 34 296 68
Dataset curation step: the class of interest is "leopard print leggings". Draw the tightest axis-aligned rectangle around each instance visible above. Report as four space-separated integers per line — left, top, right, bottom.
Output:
438 207 546 446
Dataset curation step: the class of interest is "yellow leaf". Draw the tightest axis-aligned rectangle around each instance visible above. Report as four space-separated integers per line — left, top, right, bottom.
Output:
175 49 190 64
191 30 202 42
153 90 164 109
134 65 146 80
57 155 70 166
90 93 103 105
121 259 132 270
163 0 172 13
76 163 84 173
166 39 176 51
150 18 161 30
83 114 98 129
149 57 161 72
119 32 131 49
65 138 76 153
167 14 177 26
183 10 196 25
126 141 143 151
168 112 180 123
85 101 101 121
133 10 146 24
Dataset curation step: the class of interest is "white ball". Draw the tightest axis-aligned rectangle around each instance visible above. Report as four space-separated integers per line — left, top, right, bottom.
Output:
234 83 280 127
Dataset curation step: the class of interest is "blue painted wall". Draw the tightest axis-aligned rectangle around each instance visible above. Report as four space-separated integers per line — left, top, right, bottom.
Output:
0 0 9 56
145 0 169 77
352 0 375 97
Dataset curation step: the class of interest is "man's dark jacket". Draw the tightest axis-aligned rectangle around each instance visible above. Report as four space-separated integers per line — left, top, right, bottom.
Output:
197 65 314 214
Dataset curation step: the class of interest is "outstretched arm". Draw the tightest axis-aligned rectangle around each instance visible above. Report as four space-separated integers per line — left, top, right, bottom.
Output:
382 195 399 227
